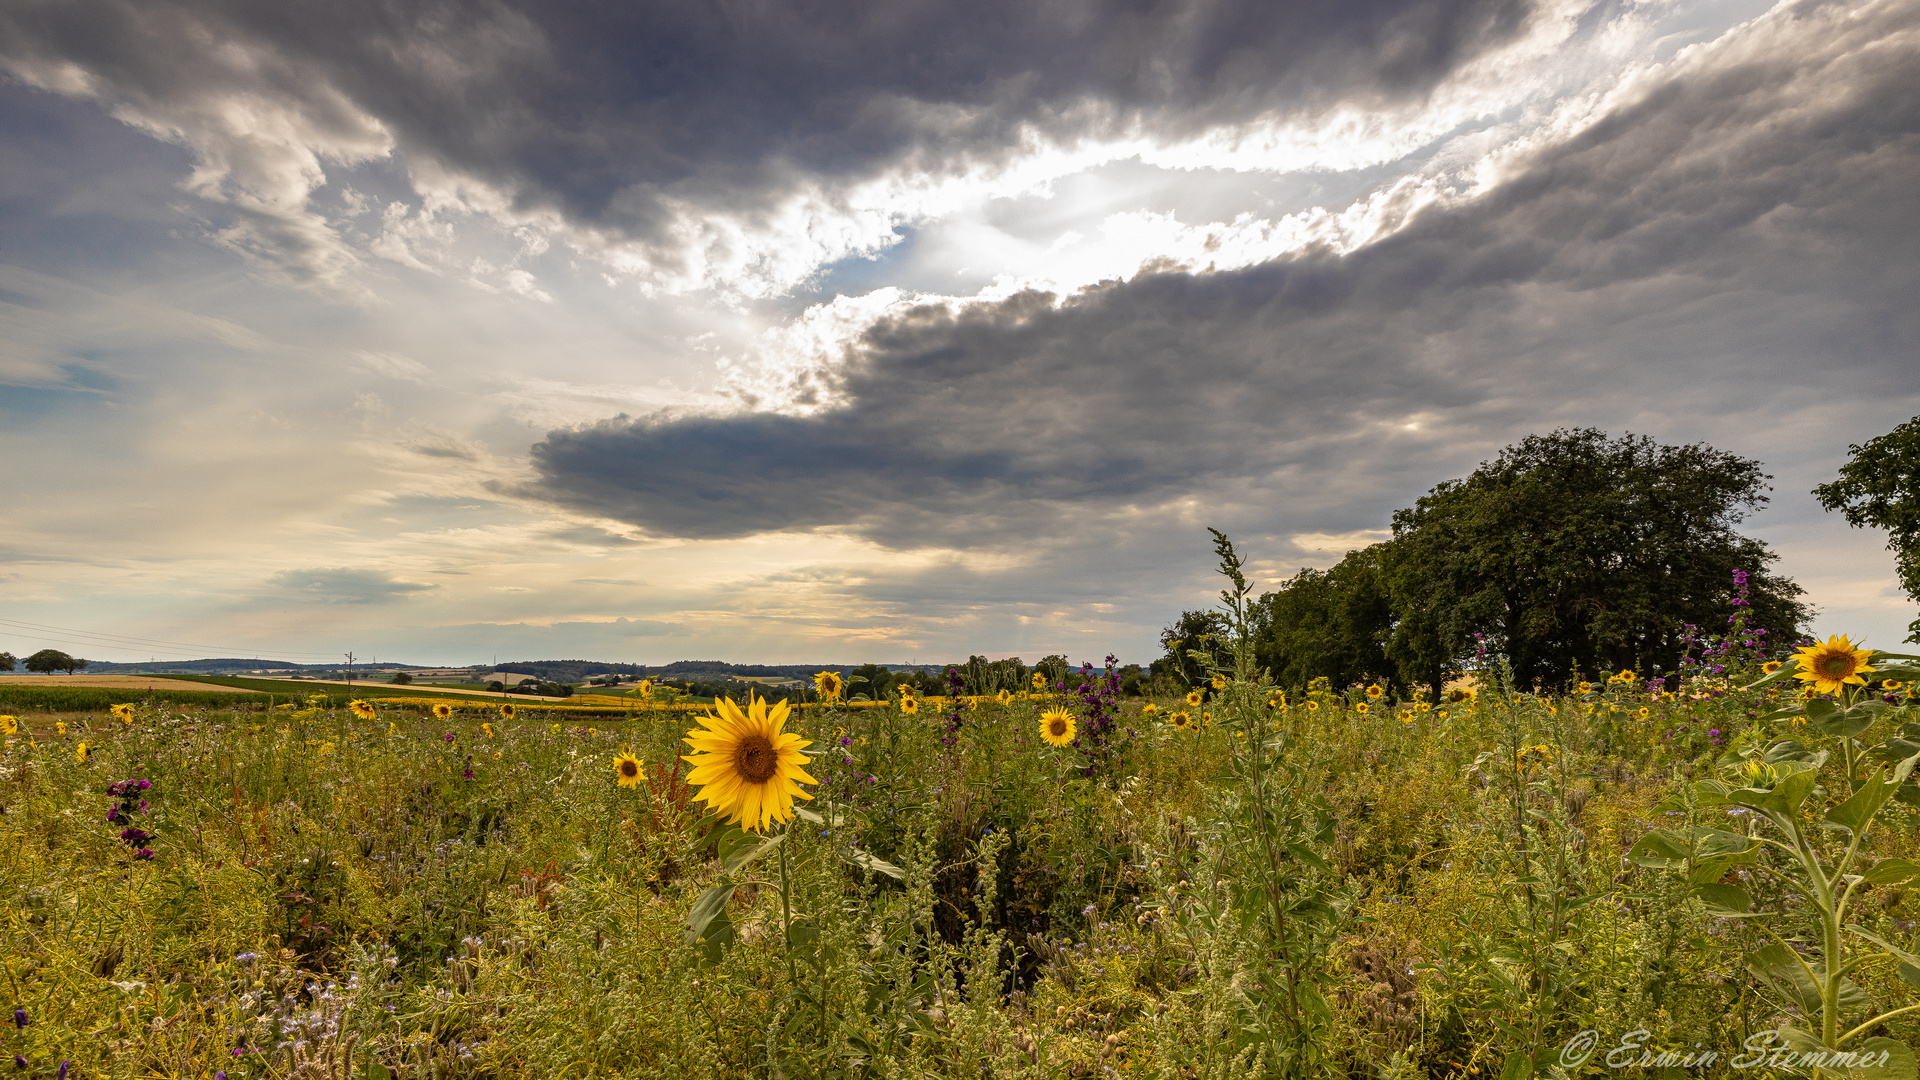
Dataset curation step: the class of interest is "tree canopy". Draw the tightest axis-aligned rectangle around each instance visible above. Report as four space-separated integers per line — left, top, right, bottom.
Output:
24 649 87 675
1814 415 1920 640
1167 429 1810 693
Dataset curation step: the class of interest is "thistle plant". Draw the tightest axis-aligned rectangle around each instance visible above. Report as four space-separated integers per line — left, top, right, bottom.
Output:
1630 640 1920 1075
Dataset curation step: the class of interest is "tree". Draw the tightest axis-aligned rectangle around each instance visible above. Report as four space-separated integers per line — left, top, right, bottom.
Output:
1390 429 1808 688
1251 546 1395 691
388 671 412 685
0 652 14 672
1814 415 1920 640
24 649 86 674
1152 610 1230 686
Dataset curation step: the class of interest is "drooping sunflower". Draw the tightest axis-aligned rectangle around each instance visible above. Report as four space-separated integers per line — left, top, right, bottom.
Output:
682 696 816 832
431 702 453 720
1791 635 1876 695
1365 685 1384 700
1032 672 1048 691
1039 707 1077 746
638 680 654 698
1185 689 1204 707
613 750 644 788
1210 674 1228 691
996 689 1013 706
76 742 90 763
814 671 845 702
0 715 15 736
482 723 495 739
499 703 515 720
111 703 134 724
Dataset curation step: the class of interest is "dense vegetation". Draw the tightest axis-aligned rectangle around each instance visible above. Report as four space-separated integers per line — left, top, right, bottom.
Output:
6 538 1919 1079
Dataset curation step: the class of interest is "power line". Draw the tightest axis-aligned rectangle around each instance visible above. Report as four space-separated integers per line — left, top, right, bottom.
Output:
0 616 345 661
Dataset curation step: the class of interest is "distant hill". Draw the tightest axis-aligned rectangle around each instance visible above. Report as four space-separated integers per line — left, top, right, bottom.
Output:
491 659 956 681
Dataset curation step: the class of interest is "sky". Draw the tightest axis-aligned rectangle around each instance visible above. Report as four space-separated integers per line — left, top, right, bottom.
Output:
1 0 1916 668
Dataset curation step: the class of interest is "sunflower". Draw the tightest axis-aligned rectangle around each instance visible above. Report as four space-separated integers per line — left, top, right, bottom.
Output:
682 697 816 831
1445 687 1476 704
55 721 67 735
1038 708 1077 747
1417 701 1431 713
1305 700 1320 711
1210 674 1228 691
1436 709 1450 720
1884 678 1903 690
1185 689 1204 707
111 703 134 724
1266 691 1285 709
482 723 495 739
76 742 90 763
1170 710 1191 730
899 695 920 716
1617 669 1637 683
1761 661 1783 675
1032 672 1048 691
499 704 515 720
814 671 845 702
431 702 453 720
1636 707 1651 719
1201 711 1214 728
1354 702 1369 715
613 750 644 788
1365 684 1384 700
638 680 654 698
1791 635 1876 695
349 699 376 720
1141 702 1160 716
1577 681 1593 694
997 689 1013 705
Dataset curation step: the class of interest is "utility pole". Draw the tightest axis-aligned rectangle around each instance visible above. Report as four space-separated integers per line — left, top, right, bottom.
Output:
344 651 356 691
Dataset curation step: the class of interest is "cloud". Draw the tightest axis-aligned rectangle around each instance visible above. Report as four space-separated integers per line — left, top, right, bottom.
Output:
524 0 1920 554
0 0 1573 297
267 567 438 605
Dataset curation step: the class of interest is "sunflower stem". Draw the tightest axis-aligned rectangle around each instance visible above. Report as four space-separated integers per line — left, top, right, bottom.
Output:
778 829 796 985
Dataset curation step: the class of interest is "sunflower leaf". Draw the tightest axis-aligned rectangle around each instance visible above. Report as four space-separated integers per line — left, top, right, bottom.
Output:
723 833 785 873
685 881 739 946
842 845 904 880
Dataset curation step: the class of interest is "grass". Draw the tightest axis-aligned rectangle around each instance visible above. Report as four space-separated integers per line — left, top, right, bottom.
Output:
1 664 1915 1079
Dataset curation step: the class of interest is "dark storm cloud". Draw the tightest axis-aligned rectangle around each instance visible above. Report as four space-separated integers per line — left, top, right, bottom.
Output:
0 0 1541 246
525 0 1920 549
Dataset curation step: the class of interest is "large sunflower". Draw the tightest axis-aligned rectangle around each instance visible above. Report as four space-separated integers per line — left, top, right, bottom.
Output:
431 702 453 720
682 697 816 832
613 750 644 788
1038 708 1077 747
1790 634 1876 695
814 670 844 702
349 699 376 720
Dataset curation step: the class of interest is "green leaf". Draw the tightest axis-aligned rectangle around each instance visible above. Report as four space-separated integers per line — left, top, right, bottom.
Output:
1863 858 1920 886
684 881 739 946
1847 1036 1918 1080
1627 831 1691 869
1694 883 1751 912
1732 767 1817 816
1750 942 1823 1014
1829 772 1900 834
722 831 785 873
1496 1051 1534 1080
841 846 904 880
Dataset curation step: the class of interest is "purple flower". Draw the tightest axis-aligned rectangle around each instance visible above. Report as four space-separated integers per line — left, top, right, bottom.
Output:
11 1010 23 1029
840 736 851 747
13 1055 25 1070
57 1064 67 1080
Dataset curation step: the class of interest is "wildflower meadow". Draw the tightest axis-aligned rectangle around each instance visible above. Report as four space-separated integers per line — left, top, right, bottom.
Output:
3 543 1919 1078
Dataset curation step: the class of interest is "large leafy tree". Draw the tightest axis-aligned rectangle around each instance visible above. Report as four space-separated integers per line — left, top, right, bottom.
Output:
1251 545 1395 691
1152 609 1230 686
24 649 87 675
1389 429 1807 688
1813 415 1920 640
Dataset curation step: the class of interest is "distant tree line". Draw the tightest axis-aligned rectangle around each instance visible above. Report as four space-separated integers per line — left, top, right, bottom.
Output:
1158 429 1816 694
